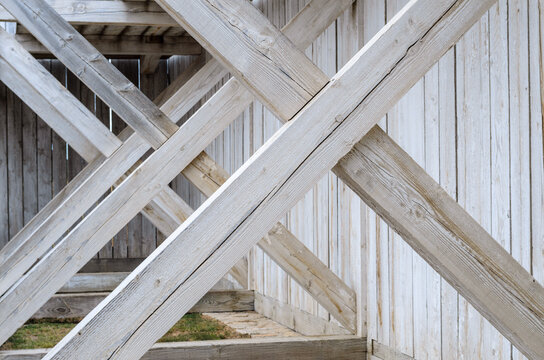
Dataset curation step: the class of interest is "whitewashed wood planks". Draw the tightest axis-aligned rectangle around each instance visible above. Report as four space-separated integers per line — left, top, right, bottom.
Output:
44 1 496 358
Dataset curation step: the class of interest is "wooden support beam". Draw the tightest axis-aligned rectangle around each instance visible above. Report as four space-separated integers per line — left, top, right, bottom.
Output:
59 272 129 294
0 1 179 26
0 28 122 161
16 34 201 57
0 336 366 360
183 152 357 332
0 0 179 149
33 290 254 319
0 0 349 344
140 55 162 74
154 0 329 121
254 293 351 336
44 0 495 358
371 340 414 360
333 127 544 359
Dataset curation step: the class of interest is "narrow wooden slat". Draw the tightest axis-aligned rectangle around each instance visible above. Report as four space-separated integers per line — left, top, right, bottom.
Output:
0 0 179 26
44 1 494 358
0 0 346 341
16 34 201 57
0 0 179 149
0 79 8 248
333 126 544 360
155 0 329 121
0 28 122 160
140 55 162 75
32 290 254 319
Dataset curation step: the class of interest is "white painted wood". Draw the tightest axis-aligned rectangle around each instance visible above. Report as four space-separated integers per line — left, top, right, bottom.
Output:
0 28 121 161
44 1 494 358
333 126 544 360
0 0 179 26
0 0 179 149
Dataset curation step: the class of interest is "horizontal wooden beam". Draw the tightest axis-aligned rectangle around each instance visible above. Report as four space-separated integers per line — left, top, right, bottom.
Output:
15 34 201 56
33 290 254 319
0 336 366 360
333 126 544 359
0 0 179 26
254 293 351 336
45 0 493 358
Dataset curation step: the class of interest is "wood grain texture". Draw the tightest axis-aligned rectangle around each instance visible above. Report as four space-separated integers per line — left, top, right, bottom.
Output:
32 290 254 319
255 293 351 336
155 0 329 121
0 336 366 360
44 1 493 358
0 0 347 345
333 126 544 360
16 34 201 57
0 0 179 26
0 0 179 149
0 28 121 160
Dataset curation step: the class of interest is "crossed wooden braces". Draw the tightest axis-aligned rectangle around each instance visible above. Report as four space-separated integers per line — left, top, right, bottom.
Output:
0 0 542 359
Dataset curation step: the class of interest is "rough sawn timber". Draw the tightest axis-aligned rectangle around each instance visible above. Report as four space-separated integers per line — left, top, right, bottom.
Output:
333 127 544 359
0 0 353 344
44 0 497 358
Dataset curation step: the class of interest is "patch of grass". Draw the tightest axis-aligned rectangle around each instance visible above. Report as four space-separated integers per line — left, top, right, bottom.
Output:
0 314 249 350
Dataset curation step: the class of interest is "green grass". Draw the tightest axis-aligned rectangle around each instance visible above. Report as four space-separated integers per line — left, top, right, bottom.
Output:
0 314 249 350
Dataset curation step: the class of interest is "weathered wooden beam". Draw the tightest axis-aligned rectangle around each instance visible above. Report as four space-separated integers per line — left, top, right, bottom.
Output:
140 55 162 74
0 0 179 149
183 152 357 332
0 336 366 360
0 1 179 26
333 127 544 359
16 34 201 57
154 0 329 121
44 0 495 358
0 0 349 344
33 290 254 319
371 340 414 360
0 28 122 161
254 293 351 336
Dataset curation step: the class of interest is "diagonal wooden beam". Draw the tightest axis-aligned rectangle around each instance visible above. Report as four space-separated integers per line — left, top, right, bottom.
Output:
333 126 544 360
0 28 121 161
154 0 329 122
0 0 179 149
0 0 179 26
43 0 497 358
0 0 352 343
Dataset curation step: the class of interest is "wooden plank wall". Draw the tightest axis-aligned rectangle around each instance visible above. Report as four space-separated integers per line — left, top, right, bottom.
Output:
186 1 541 359
1 1 543 358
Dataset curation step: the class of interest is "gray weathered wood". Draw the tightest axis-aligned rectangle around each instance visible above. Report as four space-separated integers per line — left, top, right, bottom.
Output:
254 293 351 336
140 55 162 74
32 290 254 319
58 273 129 294
16 34 201 57
333 126 544 359
371 340 414 360
0 0 179 149
0 336 366 360
0 0 346 343
0 0 179 26
44 0 494 358
0 28 122 161
155 0 329 121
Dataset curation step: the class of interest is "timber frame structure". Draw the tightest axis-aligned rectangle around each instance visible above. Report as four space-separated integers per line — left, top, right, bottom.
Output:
0 0 542 359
